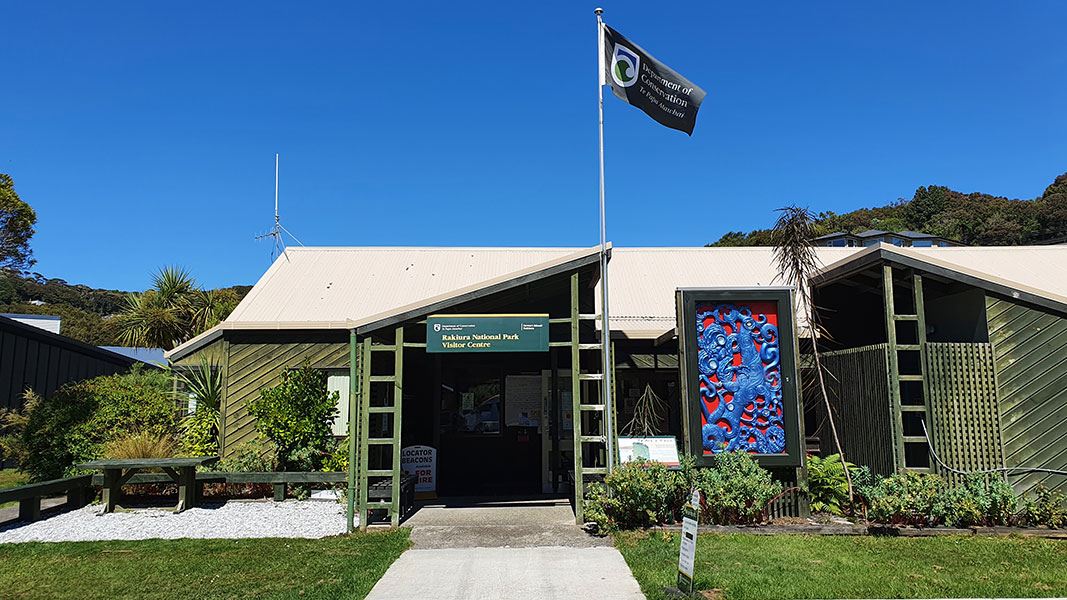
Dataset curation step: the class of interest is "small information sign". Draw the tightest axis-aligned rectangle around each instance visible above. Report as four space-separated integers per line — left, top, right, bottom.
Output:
676 489 701 595
400 445 437 494
618 436 681 467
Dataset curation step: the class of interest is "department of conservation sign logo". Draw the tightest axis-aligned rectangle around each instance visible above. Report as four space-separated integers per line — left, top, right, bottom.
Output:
433 323 442 332
611 43 640 88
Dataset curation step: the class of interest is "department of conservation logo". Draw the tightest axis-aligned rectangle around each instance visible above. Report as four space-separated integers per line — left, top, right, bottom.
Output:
433 323 442 332
611 44 640 88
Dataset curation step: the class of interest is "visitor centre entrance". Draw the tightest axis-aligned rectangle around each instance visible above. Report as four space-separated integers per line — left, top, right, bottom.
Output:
349 256 614 529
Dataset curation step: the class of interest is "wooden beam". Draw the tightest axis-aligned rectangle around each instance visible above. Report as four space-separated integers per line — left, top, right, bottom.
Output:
570 272 585 525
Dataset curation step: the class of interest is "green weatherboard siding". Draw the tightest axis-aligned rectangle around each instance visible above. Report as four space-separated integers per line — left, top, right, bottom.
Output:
426 314 549 353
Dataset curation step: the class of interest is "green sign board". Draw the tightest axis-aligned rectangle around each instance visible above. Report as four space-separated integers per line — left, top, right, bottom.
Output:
426 314 549 353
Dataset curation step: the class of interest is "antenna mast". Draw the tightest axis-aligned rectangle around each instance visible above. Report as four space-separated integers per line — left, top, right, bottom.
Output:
256 153 303 261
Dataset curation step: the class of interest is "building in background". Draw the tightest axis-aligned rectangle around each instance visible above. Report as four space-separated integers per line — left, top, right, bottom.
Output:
0 313 62 335
0 315 147 414
815 230 962 248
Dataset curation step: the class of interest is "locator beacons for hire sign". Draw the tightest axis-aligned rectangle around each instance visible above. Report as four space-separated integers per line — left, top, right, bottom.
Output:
676 489 700 595
426 314 549 353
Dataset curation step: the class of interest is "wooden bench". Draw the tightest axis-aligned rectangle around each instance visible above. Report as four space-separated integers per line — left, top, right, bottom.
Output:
87 471 419 521
0 475 93 522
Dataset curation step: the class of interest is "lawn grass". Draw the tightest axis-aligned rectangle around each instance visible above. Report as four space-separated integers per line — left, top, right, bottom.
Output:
616 530 1067 599
0 530 410 600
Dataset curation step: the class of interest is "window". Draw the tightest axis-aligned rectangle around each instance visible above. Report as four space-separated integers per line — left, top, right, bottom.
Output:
325 370 351 437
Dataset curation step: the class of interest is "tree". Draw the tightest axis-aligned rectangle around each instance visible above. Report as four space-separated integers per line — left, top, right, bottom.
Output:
115 266 237 350
772 206 853 504
0 174 37 273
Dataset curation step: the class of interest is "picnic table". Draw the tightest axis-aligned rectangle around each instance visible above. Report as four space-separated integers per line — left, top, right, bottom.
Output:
77 456 218 513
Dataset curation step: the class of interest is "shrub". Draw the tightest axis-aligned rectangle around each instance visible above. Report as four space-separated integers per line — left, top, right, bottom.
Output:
806 454 855 515
246 363 337 471
174 358 222 456
695 451 783 525
583 459 686 530
1020 486 1067 528
104 432 178 459
322 437 349 473
5 366 179 480
178 405 219 457
866 471 944 526
214 441 276 472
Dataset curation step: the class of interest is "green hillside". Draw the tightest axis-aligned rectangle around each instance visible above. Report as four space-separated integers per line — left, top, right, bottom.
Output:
0 272 250 346
711 172 1067 247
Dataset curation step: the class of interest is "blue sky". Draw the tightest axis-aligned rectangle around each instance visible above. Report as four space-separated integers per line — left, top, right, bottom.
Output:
2 2 1065 291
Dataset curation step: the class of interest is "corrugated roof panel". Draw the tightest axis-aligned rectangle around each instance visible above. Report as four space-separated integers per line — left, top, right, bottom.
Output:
599 247 861 337
206 244 1067 347
226 247 586 324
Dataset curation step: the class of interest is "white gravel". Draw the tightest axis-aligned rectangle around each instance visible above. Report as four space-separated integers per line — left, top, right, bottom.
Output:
0 500 351 543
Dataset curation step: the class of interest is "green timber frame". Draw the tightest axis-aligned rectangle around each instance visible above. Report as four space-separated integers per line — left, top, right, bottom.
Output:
349 327 410 531
346 270 615 530
882 265 933 471
562 271 615 525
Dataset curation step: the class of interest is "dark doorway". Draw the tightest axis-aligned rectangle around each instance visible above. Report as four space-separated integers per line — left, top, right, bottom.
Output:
435 353 550 497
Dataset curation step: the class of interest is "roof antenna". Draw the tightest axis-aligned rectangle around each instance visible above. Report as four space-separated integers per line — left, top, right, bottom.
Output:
255 153 304 261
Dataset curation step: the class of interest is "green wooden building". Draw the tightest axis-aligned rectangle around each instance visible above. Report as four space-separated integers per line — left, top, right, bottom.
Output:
813 244 1067 496
167 243 1067 525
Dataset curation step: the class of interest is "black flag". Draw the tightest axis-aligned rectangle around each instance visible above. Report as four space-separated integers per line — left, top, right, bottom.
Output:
602 25 706 135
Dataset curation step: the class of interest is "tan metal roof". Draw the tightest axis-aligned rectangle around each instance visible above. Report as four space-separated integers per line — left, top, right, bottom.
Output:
227 246 591 324
601 247 861 338
816 243 1067 311
167 243 1067 360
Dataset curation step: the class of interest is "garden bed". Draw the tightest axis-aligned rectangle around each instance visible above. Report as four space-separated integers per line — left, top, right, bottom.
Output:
649 519 1067 539
616 530 1067 600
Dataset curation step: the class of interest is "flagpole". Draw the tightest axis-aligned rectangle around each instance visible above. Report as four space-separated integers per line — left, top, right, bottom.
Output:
595 7 615 473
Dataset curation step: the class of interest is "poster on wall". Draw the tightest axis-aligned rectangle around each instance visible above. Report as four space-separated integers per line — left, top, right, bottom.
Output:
504 375 542 427
675 288 802 467
400 445 437 494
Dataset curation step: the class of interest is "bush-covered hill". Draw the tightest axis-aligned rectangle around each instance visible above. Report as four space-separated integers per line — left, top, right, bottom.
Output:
711 172 1067 247
0 272 250 346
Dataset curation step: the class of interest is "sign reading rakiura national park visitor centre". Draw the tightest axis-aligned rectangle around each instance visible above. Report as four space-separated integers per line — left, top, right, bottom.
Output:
426 314 550 353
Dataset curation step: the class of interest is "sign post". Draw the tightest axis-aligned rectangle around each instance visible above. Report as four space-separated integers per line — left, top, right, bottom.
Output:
676 489 700 596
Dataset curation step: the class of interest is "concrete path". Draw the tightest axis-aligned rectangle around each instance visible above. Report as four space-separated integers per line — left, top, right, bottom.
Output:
403 497 610 549
366 497 645 600
366 546 645 600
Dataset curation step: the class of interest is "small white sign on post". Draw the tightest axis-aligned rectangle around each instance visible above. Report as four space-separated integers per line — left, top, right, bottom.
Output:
677 489 701 595
400 445 437 494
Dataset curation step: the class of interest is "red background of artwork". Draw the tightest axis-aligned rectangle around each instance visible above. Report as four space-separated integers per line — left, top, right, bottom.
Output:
696 301 782 455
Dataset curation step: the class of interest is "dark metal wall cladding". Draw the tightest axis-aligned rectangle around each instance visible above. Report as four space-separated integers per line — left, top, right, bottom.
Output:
0 320 135 411
986 297 1067 496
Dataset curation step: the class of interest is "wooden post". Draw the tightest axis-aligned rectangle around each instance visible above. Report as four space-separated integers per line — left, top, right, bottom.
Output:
912 272 933 468
101 468 120 513
18 497 41 522
390 326 404 527
176 466 196 512
882 265 906 471
347 329 358 533
358 337 372 531
570 272 585 524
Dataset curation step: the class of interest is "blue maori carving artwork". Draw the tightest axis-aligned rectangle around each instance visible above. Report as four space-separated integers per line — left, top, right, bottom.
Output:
695 302 786 455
